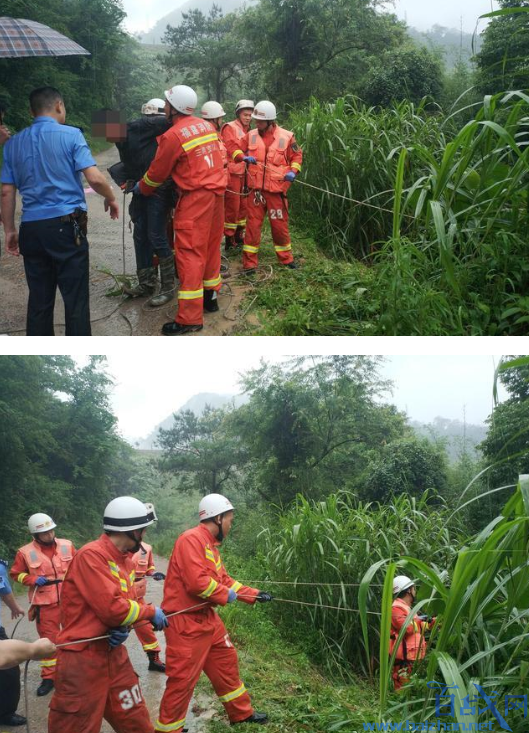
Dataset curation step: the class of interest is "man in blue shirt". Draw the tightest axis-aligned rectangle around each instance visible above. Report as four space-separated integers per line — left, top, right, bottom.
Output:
0 559 26 726
0 87 120 336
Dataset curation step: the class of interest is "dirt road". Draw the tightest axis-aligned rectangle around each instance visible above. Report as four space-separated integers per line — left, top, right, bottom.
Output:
1 555 220 733
0 147 252 336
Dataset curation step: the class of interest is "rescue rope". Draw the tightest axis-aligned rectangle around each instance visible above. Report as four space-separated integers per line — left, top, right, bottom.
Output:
242 596 382 616
10 587 39 639
240 580 384 588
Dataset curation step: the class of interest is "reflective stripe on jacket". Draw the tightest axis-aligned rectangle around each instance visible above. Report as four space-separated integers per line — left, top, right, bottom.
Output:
221 120 247 176
389 598 427 661
245 126 301 194
13 539 74 606
162 523 259 614
131 542 155 599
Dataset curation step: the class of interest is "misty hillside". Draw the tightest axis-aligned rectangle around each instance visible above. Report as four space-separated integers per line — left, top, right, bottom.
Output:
408 24 481 70
139 0 247 44
133 392 247 449
410 417 487 462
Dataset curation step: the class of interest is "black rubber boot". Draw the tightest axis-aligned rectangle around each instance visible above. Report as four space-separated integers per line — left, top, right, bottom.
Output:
147 651 166 673
150 256 176 307
285 261 298 270
162 322 203 336
232 712 269 725
0 713 27 726
123 267 157 297
37 679 54 697
203 290 220 313
235 226 245 245
224 235 236 252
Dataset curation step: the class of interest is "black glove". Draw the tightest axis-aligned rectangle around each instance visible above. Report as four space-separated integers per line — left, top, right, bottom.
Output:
152 572 166 581
255 591 273 603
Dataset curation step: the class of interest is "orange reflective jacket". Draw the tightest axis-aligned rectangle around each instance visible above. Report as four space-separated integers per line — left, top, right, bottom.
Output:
163 523 259 614
11 539 75 606
221 120 248 176
131 542 155 599
242 125 303 194
56 534 155 652
389 598 428 661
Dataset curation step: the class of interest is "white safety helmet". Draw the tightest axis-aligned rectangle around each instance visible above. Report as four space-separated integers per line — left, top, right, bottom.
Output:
144 502 158 522
103 497 155 532
252 100 277 121
199 494 234 521
200 101 226 120
235 99 255 115
142 98 166 115
164 84 197 115
28 513 56 535
393 575 415 596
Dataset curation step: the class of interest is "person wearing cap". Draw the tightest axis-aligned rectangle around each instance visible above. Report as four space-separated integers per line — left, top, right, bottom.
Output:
138 85 227 336
10 513 75 696
390 575 436 690
131 503 166 673
48 496 168 733
230 100 303 273
221 100 254 252
115 98 176 305
155 493 272 732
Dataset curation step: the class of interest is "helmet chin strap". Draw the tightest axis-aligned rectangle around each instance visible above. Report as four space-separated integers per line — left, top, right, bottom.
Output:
215 515 225 543
126 531 144 554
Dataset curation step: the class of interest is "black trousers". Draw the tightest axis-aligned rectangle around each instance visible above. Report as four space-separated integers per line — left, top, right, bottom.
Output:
0 626 21 718
18 217 91 336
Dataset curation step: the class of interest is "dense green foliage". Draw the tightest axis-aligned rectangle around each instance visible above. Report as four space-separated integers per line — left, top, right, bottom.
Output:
477 0 529 94
0 356 148 557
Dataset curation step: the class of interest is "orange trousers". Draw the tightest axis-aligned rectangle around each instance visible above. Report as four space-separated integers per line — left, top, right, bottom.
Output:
243 190 294 270
174 189 224 326
48 643 153 733
224 174 248 238
35 603 61 679
155 610 253 732
392 661 413 690
134 597 160 653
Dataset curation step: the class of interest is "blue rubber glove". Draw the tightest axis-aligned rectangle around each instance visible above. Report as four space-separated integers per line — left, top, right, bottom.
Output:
284 171 296 182
35 576 48 587
152 606 169 630
132 182 141 195
227 588 238 603
108 626 129 648
243 156 257 165
152 572 166 581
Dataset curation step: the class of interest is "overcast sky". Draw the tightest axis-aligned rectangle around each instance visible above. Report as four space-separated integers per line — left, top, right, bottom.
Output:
121 0 499 35
100 354 504 442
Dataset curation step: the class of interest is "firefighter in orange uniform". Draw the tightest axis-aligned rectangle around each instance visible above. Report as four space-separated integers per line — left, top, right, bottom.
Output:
48 497 168 733
230 100 303 273
131 504 166 672
390 576 436 690
138 84 227 336
155 493 272 732
10 513 75 696
221 100 254 252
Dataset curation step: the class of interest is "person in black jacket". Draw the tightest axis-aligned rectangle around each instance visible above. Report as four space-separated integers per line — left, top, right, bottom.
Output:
116 99 176 305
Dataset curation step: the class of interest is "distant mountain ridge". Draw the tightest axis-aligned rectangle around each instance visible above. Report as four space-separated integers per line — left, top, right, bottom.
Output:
139 0 247 44
133 392 247 449
410 416 487 462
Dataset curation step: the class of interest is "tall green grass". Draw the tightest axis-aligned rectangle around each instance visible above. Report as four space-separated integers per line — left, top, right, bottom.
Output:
289 92 529 334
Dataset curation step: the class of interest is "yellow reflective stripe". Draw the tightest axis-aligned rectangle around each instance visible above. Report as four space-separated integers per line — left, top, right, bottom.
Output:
121 600 140 626
215 559 222 571
224 222 237 230
205 549 215 562
142 173 163 188
291 162 302 172
129 571 136 583
274 243 292 252
120 579 128 593
230 581 242 592
232 149 244 160
108 560 120 579
17 572 29 583
243 245 259 253
203 276 221 288
218 683 247 703
155 718 187 732
199 578 218 599
182 133 218 152
237 219 246 226
40 659 57 667
178 289 203 300
142 641 160 651
147 566 155 572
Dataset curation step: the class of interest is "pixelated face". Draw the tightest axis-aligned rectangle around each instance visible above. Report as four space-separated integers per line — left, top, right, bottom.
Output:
91 109 127 142
239 109 253 127
256 119 269 132
37 530 56 544
221 510 234 537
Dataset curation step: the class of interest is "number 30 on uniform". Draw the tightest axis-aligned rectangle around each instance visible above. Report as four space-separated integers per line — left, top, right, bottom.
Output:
118 684 143 710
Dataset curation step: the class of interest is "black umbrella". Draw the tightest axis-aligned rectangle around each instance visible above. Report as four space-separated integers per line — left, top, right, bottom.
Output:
0 16 90 58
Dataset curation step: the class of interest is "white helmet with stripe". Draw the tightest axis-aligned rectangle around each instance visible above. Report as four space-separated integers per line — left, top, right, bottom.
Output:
393 575 415 596
252 100 277 121
28 513 56 534
199 494 234 521
103 497 155 532
200 101 226 120
142 98 165 115
235 99 255 115
164 84 197 115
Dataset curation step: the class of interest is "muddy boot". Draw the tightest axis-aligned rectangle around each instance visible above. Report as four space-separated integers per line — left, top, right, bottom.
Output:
235 226 245 246
224 235 236 253
150 256 176 306
203 289 219 313
123 267 157 297
36 679 54 697
147 651 166 673
232 712 268 725
162 322 203 336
